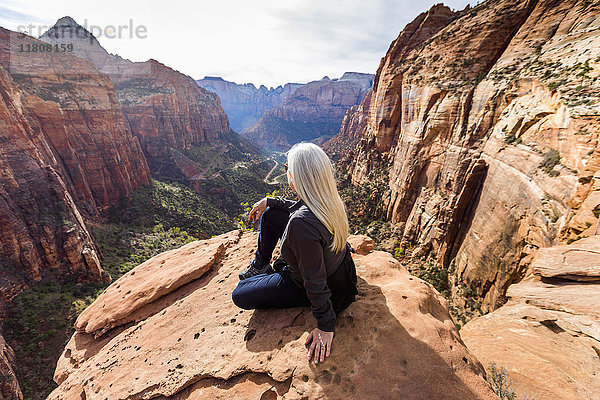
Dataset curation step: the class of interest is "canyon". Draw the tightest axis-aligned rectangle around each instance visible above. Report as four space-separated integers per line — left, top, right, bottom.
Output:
0 26 151 397
197 76 302 133
0 16 263 397
0 0 598 398
41 17 240 182
244 72 374 151
343 0 600 310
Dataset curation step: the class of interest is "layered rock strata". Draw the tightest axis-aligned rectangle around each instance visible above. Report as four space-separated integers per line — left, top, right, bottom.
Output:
244 72 374 151
40 17 232 173
343 0 600 310
197 76 302 132
461 236 600 400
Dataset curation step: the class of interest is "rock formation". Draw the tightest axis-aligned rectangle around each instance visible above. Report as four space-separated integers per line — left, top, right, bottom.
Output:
0 26 154 397
244 72 374 151
1 27 151 217
323 90 372 161
197 76 302 132
0 335 20 399
50 231 499 399
342 0 600 310
461 236 600 400
40 17 233 176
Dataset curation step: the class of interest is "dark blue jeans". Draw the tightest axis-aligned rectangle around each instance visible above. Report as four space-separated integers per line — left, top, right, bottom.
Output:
232 206 311 310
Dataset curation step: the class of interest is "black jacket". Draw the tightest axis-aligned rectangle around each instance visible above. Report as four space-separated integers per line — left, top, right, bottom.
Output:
267 196 357 332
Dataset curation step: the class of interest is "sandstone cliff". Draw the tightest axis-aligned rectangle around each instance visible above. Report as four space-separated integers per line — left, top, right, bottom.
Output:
342 0 600 311
49 231 499 399
244 72 374 151
461 236 600 399
41 17 233 177
0 63 109 399
197 76 302 132
1 27 152 217
323 90 372 161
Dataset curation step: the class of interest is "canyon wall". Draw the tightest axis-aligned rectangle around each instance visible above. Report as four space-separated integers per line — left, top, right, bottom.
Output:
323 90 372 161
197 76 302 132
41 17 233 177
1 27 151 217
343 0 600 310
244 72 374 151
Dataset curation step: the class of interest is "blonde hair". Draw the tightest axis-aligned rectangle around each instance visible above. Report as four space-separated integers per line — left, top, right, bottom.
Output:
287 142 349 252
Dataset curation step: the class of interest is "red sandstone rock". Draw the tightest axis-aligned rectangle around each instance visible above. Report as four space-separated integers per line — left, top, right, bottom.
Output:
50 232 498 399
323 91 372 161
0 27 151 217
0 334 21 399
40 18 232 171
461 237 600 400
343 0 600 310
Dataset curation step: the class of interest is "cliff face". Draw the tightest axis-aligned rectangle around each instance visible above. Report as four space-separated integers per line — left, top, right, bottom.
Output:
197 76 302 132
244 72 374 151
343 0 600 310
0 62 117 398
41 17 232 176
0 66 108 300
323 90 372 161
461 236 600 400
1 27 151 217
50 231 498 399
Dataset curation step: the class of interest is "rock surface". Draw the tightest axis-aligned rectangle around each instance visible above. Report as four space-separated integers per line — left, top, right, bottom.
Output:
342 0 600 310
197 76 302 132
50 231 498 399
323 90 372 161
461 236 600 400
244 72 373 151
0 334 20 399
41 17 233 177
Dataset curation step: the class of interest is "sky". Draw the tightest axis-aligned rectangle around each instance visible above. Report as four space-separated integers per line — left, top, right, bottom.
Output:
0 0 477 88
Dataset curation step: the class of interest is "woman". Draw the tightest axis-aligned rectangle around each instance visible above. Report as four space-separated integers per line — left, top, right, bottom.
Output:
232 142 358 365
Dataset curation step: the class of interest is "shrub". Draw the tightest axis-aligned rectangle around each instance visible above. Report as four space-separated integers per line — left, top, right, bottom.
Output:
487 364 516 400
539 150 561 175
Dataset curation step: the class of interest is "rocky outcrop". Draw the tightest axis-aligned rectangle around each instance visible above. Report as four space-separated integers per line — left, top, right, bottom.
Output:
323 90 372 161
244 72 374 151
0 335 20 399
197 76 302 132
343 0 600 310
50 231 499 399
461 237 600 400
41 17 232 175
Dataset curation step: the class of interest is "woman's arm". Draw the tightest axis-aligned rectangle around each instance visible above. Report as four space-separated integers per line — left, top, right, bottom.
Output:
267 196 298 211
287 218 336 364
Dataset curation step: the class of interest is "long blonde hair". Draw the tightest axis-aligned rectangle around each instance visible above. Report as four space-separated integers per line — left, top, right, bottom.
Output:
287 142 349 252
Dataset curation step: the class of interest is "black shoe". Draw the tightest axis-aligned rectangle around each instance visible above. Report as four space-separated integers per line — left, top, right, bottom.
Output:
239 260 273 280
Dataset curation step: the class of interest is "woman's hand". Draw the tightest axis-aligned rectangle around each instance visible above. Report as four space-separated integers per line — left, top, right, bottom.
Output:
305 328 334 364
249 198 267 222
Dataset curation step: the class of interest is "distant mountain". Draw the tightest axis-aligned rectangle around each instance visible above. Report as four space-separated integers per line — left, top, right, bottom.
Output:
243 72 374 151
197 76 302 132
40 17 256 182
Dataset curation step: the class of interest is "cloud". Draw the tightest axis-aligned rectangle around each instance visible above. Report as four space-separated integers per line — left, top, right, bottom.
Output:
0 0 477 87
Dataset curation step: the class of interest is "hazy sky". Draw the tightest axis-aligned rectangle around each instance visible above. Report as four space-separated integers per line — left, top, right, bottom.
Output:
1 0 476 87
